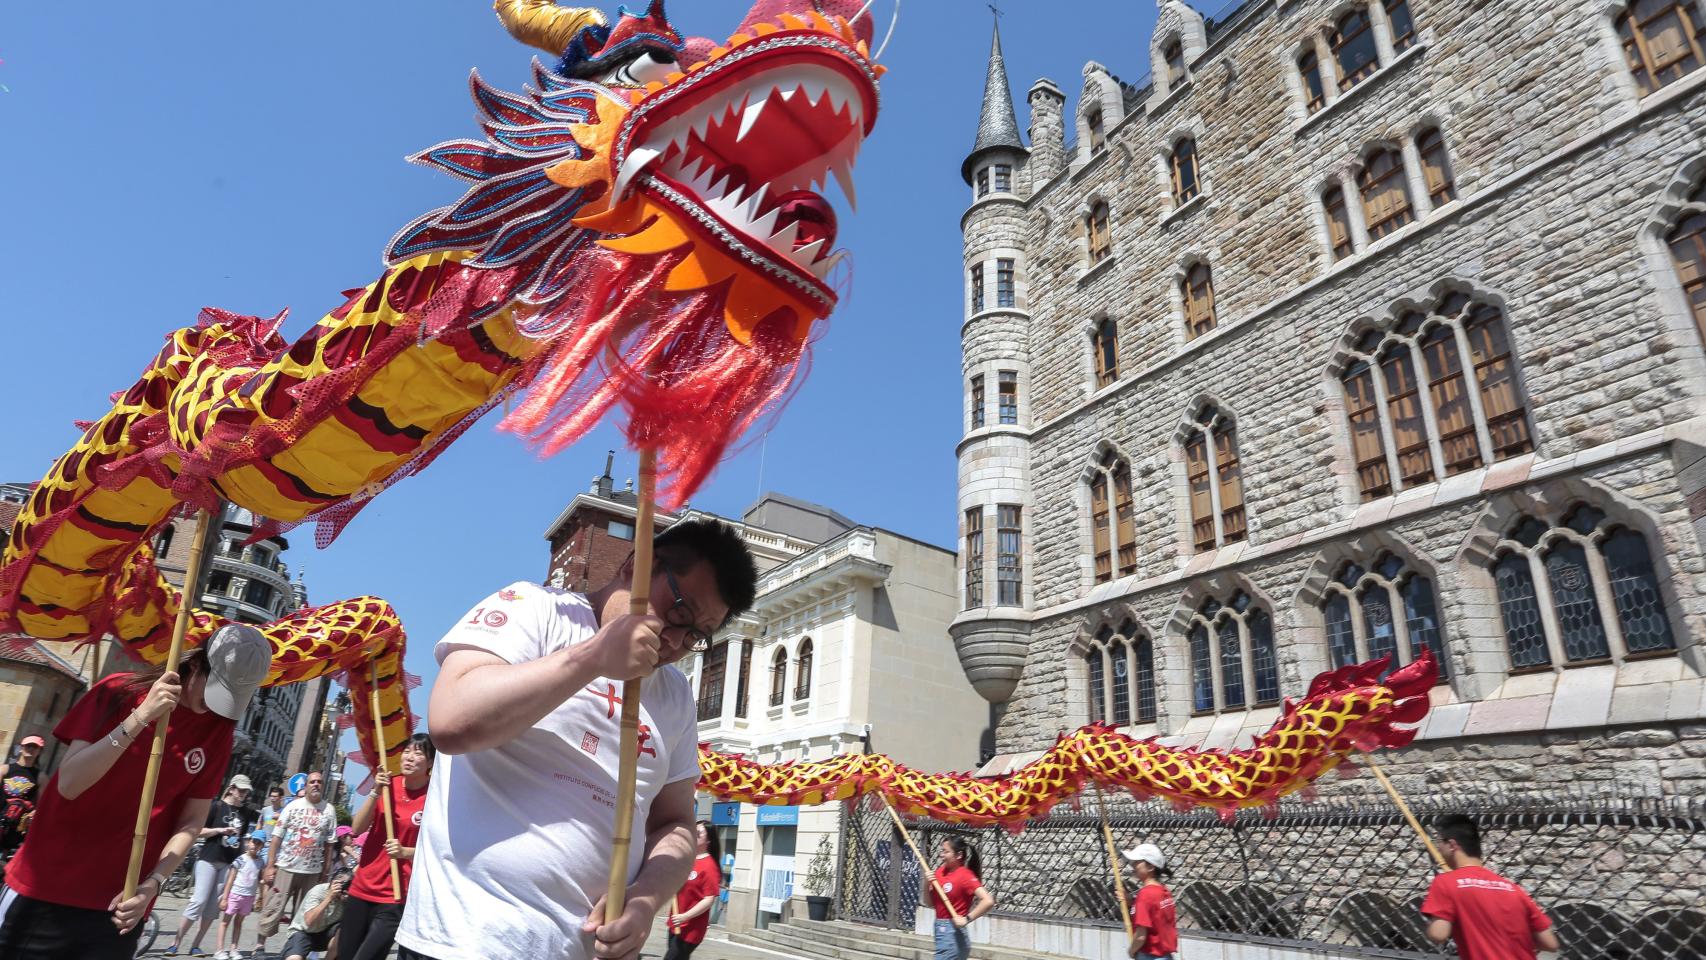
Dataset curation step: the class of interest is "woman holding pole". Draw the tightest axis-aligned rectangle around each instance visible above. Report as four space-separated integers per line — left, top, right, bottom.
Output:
0 624 270 959
928 837 996 960
1122 842 1178 960
341 733 436 960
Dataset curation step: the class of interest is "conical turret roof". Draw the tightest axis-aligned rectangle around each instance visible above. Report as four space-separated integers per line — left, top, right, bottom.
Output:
962 19 1025 184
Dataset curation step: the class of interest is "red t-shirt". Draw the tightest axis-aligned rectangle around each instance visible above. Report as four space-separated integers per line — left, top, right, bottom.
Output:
929 865 982 921
1132 883 1179 956
5 674 233 910
669 854 721 944
350 775 430 904
1421 865 1552 960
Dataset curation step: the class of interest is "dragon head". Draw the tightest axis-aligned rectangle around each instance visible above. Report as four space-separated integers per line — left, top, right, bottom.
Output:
496 0 882 342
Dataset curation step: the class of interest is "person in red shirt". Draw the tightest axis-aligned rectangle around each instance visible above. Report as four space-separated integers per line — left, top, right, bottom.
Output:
1423 814 1561 960
927 837 996 960
1121 842 1178 959
0 624 270 960
663 820 723 959
339 732 436 960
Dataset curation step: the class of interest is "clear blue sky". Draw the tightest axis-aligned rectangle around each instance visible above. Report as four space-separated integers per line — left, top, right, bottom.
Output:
0 1 1174 749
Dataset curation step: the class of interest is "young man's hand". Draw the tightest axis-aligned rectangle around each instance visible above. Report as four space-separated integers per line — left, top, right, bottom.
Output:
583 614 668 682
582 889 658 960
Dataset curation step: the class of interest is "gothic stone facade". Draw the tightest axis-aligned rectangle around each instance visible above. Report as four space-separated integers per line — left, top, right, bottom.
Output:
952 0 1706 819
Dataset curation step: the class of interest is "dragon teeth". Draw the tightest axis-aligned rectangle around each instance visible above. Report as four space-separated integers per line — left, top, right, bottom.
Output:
768 221 802 252
793 237 828 264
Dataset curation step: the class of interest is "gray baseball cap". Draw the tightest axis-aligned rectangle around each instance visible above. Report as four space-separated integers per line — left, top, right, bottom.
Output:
204 624 272 720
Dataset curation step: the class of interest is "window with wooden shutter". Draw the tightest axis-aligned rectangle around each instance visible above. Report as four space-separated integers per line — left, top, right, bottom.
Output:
1093 317 1118 388
1331 8 1381 90
1182 263 1217 339
1359 148 1415 240
1299 49 1327 113
1385 0 1417 52
1164 38 1187 87
1668 209 1706 341
1618 1 1706 95
1465 309 1532 459
1090 472 1111 584
1417 128 1457 206
1186 433 1215 553
1114 460 1137 576
1343 361 1392 499
1087 201 1112 265
1214 425 1247 545
1324 187 1355 261
1380 343 1434 487
1170 138 1200 206
964 508 984 608
1420 325 1480 475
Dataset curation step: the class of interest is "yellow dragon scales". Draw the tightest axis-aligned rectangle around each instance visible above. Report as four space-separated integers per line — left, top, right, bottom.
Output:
0 0 1433 817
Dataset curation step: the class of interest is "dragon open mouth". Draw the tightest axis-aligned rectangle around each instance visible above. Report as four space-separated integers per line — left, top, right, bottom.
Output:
614 21 879 296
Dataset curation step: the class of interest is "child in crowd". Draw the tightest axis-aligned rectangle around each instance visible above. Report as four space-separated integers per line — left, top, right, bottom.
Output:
215 834 267 960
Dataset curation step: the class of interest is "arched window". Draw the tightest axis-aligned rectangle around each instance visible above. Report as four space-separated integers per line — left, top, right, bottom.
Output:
734 639 753 719
1319 553 1447 679
1132 633 1157 723
1338 295 1534 501
1330 8 1381 91
1181 263 1217 339
1092 316 1119 388
1086 630 1108 723
1086 106 1107 154
1182 405 1246 553
769 648 787 707
1385 0 1418 52
1299 49 1327 113
1323 186 1356 262
793 638 813 700
1490 505 1677 671
1617 1 1706 96
1163 38 1187 87
1086 448 1136 583
1169 138 1200 206
696 640 727 722
1184 591 1280 715
1667 189 1706 341
1416 128 1457 207
1087 201 1113 265
1108 634 1131 726
1358 148 1415 241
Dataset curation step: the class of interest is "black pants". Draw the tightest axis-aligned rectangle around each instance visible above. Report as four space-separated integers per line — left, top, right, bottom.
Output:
662 933 702 960
339 894 404 960
0 891 144 960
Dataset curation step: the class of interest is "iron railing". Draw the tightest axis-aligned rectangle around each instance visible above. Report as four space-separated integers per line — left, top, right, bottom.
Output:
837 790 1706 960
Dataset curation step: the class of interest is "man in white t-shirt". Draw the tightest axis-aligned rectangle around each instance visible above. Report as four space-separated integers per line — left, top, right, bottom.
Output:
255 772 338 946
396 519 758 960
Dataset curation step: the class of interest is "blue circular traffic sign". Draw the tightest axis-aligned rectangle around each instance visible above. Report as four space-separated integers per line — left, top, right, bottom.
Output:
288 772 308 796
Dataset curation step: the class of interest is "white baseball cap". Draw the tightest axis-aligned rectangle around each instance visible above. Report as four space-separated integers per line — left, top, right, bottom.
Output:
1122 842 1167 869
203 624 272 720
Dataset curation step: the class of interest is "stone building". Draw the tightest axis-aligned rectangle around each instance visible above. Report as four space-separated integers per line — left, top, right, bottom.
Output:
944 0 1706 953
542 471 987 935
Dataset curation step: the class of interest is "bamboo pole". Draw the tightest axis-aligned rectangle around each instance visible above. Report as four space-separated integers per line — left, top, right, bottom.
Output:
123 507 214 901
369 662 403 901
604 448 658 923
1303 715 1446 869
1091 783 1134 940
881 799 962 923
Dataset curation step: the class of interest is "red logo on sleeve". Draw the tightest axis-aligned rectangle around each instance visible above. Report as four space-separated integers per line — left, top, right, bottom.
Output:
483 610 508 627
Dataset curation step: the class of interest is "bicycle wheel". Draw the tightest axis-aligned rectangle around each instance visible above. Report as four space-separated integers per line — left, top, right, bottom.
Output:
133 911 158 957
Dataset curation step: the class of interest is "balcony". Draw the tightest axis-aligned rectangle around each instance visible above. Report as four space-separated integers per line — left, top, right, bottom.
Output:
695 689 724 723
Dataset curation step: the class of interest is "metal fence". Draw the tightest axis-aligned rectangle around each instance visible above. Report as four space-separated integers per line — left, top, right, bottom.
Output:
836 791 1706 960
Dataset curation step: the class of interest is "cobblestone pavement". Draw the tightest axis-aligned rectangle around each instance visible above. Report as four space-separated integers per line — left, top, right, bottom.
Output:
139 892 815 959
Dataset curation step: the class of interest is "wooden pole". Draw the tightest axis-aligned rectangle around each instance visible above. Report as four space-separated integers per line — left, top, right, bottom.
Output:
1091 783 1134 940
1303 715 1446 870
369 662 403 901
881 799 962 923
604 448 658 923
123 507 214 901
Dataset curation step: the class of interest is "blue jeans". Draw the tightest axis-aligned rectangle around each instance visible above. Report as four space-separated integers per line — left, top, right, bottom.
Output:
933 918 970 960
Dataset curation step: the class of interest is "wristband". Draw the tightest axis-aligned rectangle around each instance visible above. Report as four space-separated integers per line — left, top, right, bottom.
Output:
145 872 167 891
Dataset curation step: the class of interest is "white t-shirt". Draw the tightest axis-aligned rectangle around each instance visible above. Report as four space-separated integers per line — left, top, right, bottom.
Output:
273 797 336 875
396 582 699 960
231 855 263 897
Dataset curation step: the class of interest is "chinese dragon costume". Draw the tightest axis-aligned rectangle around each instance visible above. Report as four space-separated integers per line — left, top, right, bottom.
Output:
0 0 1433 821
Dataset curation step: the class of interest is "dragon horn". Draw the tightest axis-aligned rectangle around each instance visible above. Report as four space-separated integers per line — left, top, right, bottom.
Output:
493 0 608 55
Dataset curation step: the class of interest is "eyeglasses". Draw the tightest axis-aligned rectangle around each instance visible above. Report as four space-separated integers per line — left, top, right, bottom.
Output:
663 571 713 653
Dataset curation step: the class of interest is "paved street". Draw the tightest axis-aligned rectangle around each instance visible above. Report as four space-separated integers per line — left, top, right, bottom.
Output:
140 892 814 959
